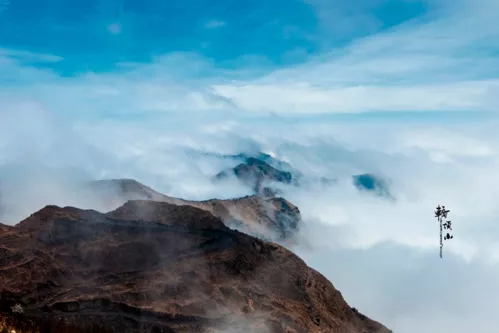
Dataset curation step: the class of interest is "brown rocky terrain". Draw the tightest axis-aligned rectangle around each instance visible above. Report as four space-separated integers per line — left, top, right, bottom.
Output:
0 222 12 234
0 200 391 333
87 179 301 241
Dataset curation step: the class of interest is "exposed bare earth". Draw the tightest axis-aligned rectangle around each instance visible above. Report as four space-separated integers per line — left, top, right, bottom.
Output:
0 201 391 333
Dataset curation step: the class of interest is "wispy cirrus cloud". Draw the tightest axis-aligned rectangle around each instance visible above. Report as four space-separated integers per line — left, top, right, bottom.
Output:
0 48 63 63
209 0 499 114
205 19 226 29
2 0 498 116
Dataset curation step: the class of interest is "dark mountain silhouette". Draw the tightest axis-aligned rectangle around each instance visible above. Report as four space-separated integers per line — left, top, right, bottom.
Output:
214 158 294 198
210 152 394 200
87 179 301 241
352 174 393 199
235 152 295 174
195 150 295 174
0 201 391 333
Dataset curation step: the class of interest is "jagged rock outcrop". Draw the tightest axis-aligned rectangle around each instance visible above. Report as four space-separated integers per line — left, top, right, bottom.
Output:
196 150 395 199
0 201 391 333
215 158 293 198
197 151 295 174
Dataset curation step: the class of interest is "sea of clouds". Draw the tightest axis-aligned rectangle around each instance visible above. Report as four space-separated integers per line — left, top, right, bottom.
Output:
2 0 499 329
2 96 499 333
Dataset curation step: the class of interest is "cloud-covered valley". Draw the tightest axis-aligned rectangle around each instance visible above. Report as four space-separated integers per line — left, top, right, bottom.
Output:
2 87 499 332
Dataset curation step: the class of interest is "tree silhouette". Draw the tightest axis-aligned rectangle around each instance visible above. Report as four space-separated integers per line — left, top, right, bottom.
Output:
435 205 454 258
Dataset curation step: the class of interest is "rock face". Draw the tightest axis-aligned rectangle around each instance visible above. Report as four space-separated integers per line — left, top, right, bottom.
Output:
87 179 301 241
0 201 391 333
199 151 295 174
198 196 301 241
199 150 395 199
215 158 293 197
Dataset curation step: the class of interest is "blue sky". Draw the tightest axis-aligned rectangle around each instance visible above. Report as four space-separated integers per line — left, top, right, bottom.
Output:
0 0 498 120
0 0 429 73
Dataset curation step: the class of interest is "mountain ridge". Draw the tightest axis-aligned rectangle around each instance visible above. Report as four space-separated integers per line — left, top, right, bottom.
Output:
86 178 301 241
0 200 391 333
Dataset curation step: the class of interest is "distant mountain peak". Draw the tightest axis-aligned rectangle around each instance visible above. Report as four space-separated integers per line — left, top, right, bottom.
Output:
353 174 393 199
87 178 301 241
215 157 293 198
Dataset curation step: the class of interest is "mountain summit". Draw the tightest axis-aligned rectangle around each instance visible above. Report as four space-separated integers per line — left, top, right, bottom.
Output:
215 157 294 198
0 201 391 333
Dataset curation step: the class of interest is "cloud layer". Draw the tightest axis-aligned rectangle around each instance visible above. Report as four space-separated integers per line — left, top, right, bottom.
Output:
1 0 499 332
2 88 499 333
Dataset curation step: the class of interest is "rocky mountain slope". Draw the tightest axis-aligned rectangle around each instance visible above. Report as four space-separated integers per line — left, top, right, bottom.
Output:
87 179 301 241
0 222 12 234
0 200 391 333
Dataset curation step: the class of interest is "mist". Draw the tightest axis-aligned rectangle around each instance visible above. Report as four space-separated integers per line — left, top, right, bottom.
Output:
2 0 499 329
2 91 499 332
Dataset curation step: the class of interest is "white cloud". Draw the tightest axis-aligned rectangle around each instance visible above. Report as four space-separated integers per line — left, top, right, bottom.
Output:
2 95 499 332
207 0 499 114
3 0 499 117
213 80 498 114
0 48 63 63
205 20 227 29
107 22 122 35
